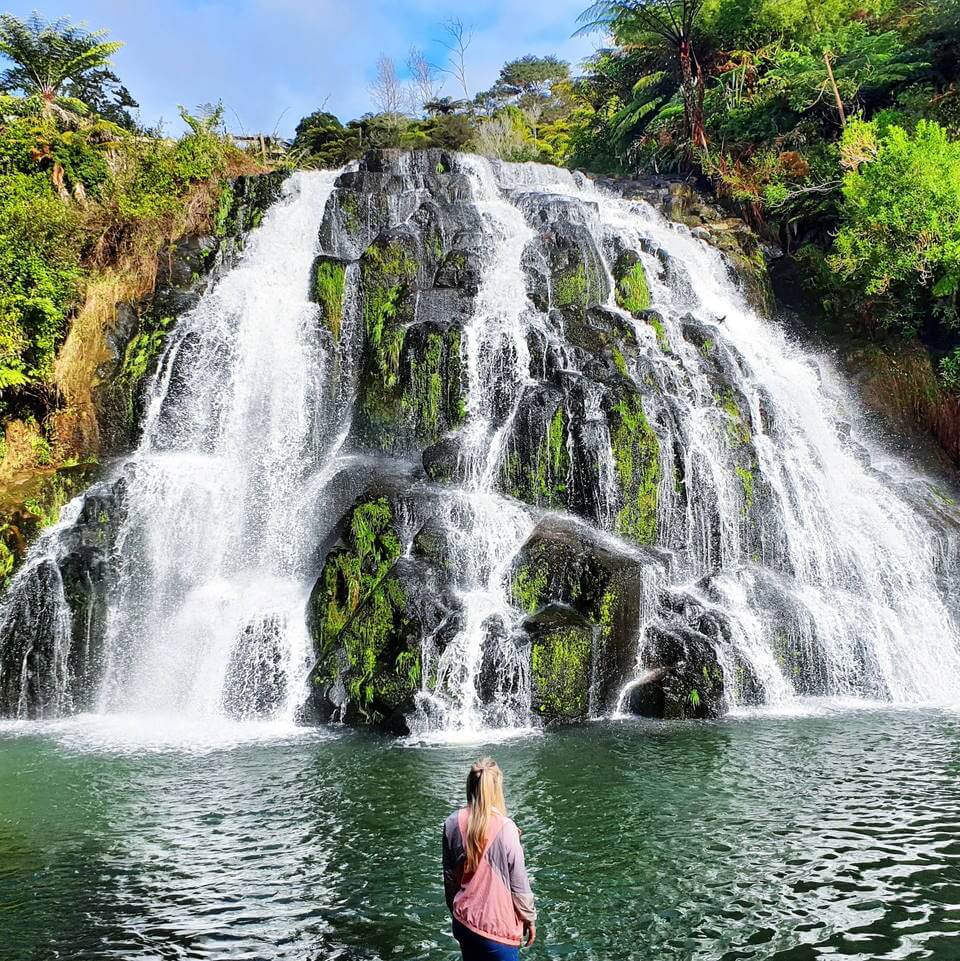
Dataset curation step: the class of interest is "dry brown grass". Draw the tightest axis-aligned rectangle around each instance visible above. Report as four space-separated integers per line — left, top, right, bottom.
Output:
51 269 141 460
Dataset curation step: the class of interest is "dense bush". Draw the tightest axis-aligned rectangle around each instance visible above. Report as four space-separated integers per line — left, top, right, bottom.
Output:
0 169 83 393
831 120 960 332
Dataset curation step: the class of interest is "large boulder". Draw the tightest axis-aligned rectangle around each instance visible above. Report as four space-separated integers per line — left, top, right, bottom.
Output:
509 516 668 723
306 485 460 732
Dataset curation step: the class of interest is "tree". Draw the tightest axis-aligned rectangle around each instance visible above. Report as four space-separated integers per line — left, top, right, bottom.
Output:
292 109 362 167
831 119 960 331
579 0 709 151
408 47 443 114
369 53 406 131
495 55 570 104
438 18 472 99
0 14 135 125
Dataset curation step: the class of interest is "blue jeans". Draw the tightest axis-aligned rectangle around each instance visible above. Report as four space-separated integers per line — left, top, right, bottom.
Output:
453 918 520 960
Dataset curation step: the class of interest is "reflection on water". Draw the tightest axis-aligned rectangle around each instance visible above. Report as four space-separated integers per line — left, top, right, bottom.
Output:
2 708 960 960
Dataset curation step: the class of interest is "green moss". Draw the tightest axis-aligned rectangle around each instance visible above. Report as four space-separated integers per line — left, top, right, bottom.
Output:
501 403 571 509
511 564 549 614
612 346 630 377
531 627 592 721
338 190 361 233
213 183 234 238
609 394 661 544
717 389 752 446
117 314 174 424
407 329 465 441
615 260 651 315
646 312 670 351
361 241 417 389
0 532 15 590
701 338 715 355
554 264 589 310
311 496 412 712
736 465 755 509
314 258 346 342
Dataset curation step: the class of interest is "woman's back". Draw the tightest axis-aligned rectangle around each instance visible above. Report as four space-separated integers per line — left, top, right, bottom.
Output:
442 758 536 960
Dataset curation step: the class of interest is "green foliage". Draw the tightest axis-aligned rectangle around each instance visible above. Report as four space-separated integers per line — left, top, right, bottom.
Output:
0 13 133 125
610 394 661 543
831 120 960 331
109 106 231 223
939 348 960 392
313 258 346 341
0 166 83 391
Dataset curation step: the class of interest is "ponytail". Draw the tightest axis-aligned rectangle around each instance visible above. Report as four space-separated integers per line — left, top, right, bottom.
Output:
465 757 506 875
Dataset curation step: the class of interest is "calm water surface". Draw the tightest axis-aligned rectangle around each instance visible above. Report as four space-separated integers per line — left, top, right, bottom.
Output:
2 707 960 960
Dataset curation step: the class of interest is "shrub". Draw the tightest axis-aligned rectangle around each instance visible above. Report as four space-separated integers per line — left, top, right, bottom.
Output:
0 170 84 392
831 120 960 332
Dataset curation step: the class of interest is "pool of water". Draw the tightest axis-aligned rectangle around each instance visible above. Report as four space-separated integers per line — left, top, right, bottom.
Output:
2 706 960 960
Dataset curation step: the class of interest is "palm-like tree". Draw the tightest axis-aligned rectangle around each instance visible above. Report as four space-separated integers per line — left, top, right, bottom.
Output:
0 14 124 123
579 0 709 152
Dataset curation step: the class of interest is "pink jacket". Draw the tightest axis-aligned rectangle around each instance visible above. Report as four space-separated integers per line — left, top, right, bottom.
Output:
442 806 537 946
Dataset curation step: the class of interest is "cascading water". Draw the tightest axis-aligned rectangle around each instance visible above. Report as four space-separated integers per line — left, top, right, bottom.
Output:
99 171 341 720
422 158 540 732
490 159 960 710
2 151 959 733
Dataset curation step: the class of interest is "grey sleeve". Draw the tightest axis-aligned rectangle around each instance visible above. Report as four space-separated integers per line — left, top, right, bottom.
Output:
442 818 463 912
508 829 537 924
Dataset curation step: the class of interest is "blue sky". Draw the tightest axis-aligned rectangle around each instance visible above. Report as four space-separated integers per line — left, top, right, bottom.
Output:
1 1 601 135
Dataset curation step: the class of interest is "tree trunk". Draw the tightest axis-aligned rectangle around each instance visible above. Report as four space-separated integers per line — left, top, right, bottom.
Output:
679 40 709 152
823 50 846 128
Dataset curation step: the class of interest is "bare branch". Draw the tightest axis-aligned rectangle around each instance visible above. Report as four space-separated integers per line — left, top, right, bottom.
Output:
407 46 444 115
437 17 472 100
369 52 406 126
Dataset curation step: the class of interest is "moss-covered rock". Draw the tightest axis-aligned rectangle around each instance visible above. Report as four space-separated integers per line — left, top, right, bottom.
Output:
353 229 468 453
500 394 571 509
0 462 100 594
614 251 651 315
307 489 459 731
626 623 726 720
509 517 667 717
530 621 593 723
0 476 123 717
608 392 661 545
312 256 348 341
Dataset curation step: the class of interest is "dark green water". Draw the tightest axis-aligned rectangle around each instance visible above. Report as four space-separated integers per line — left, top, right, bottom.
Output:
2 708 960 961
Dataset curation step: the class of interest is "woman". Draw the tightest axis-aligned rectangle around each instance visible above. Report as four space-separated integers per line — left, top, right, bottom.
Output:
442 757 537 959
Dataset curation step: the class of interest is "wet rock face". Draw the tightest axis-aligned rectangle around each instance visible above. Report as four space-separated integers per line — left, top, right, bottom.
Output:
312 150 793 730
509 517 668 723
318 150 477 457
0 479 124 717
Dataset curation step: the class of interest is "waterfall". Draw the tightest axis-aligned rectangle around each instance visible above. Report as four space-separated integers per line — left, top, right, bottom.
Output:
490 160 960 709
2 152 959 731
99 171 340 720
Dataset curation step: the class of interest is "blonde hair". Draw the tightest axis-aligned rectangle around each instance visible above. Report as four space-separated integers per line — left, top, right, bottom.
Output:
465 757 506 874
